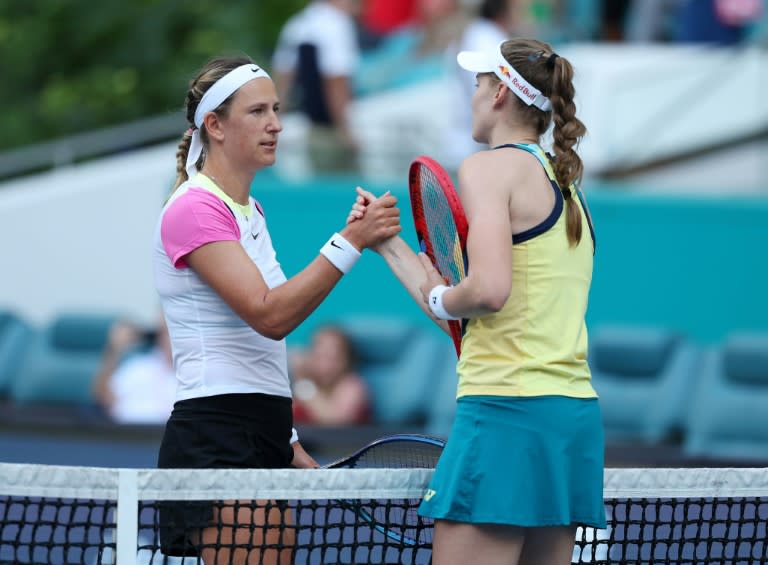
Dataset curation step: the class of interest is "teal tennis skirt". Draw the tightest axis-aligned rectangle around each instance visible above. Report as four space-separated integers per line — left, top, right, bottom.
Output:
419 395 606 528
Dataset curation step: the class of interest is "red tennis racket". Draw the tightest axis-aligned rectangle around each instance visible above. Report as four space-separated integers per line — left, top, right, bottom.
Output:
409 156 469 356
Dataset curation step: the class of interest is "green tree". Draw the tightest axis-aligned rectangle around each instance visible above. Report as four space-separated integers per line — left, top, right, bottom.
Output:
0 0 305 151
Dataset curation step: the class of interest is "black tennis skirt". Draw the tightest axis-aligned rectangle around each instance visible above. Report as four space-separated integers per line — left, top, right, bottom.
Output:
157 392 294 556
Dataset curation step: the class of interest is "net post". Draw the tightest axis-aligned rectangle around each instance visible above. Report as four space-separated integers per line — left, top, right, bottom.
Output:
116 469 139 565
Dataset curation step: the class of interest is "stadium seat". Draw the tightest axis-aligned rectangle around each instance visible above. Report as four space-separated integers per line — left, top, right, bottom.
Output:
684 332 768 461
340 317 443 425
589 325 699 445
0 310 34 397
9 313 118 405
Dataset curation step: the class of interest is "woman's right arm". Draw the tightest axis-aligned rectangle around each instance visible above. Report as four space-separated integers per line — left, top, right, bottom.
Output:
185 194 400 341
373 236 450 335
348 189 449 335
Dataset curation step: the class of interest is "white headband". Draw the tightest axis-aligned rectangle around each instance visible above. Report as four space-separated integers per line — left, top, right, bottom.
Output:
185 63 271 177
457 41 552 112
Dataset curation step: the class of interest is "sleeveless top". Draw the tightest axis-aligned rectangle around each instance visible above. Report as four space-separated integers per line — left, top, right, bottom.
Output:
456 143 598 399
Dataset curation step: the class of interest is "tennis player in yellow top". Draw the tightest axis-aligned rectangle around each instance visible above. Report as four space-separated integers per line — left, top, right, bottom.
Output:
350 37 604 565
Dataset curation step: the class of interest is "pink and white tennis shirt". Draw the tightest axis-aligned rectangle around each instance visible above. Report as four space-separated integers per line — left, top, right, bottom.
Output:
153 174 291 402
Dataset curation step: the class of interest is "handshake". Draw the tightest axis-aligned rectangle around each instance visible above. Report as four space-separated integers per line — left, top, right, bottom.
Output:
340 186 401 252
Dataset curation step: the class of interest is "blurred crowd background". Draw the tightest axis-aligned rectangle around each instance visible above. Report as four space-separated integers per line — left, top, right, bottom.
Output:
0 0 767 468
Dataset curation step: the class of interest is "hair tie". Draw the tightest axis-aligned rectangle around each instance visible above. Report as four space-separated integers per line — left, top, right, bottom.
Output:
185 127 194 135
561 187 572 200
547 53 560 69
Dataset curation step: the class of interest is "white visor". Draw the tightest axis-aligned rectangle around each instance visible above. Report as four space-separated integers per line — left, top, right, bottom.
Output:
457 41 551 112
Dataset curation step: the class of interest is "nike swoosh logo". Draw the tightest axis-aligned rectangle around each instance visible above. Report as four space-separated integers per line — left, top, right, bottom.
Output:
330 240 342 249
251 65 260 73
251 232 259 240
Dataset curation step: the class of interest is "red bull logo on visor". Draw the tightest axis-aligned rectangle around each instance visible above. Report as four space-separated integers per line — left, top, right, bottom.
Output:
497 65 538 103
510 76 536 102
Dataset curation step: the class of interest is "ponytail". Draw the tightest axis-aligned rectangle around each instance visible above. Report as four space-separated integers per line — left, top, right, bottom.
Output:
549 56 586 246
172 129 194 191
498 39 588 247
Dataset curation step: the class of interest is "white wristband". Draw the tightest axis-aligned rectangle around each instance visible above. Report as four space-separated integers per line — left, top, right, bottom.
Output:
290 427 299 444
429 284 460 320
320 232 361 274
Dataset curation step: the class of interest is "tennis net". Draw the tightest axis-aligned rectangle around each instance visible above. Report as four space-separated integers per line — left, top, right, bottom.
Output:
1 463 767 564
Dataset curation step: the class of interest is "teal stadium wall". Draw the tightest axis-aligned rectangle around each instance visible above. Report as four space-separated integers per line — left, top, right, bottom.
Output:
253 172 768 348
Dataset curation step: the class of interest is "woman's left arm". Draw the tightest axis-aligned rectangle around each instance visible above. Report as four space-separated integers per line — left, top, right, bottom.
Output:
291 440 320 468
437 153 514 318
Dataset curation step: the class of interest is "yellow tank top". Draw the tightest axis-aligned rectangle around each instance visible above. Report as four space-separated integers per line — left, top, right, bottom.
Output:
456 143 597 399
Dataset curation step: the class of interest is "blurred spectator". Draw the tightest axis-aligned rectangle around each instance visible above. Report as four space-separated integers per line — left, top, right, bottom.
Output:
625 0 680 42
92 315 176 425
272 0 363 174
625 0 766 43
354 0 464 95
445 0 516 170
674 0 764 44
359 0 418 49
415 0 466 55
505 0 583 42
290 325 370 425
600 0 632 41
361 0 418 37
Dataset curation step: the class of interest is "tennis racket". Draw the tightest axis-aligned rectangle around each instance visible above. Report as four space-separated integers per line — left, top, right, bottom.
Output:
324 434 445 546
409 156 469 356
325 433 445 470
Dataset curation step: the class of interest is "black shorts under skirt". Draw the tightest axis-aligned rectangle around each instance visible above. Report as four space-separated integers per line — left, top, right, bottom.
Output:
157 392 294 556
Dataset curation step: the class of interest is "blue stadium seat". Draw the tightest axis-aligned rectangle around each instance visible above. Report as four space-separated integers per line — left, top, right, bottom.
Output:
589 325 699 445
684 333 768 461
340 317 444 425
0 310 34 397
9 313 118 405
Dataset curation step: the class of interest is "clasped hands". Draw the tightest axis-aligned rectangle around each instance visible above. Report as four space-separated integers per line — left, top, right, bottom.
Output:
347 187 447 309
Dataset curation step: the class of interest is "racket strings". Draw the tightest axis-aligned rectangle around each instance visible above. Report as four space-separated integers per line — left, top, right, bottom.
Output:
333 437 444 547
420 169 466 285
351 443 444 469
